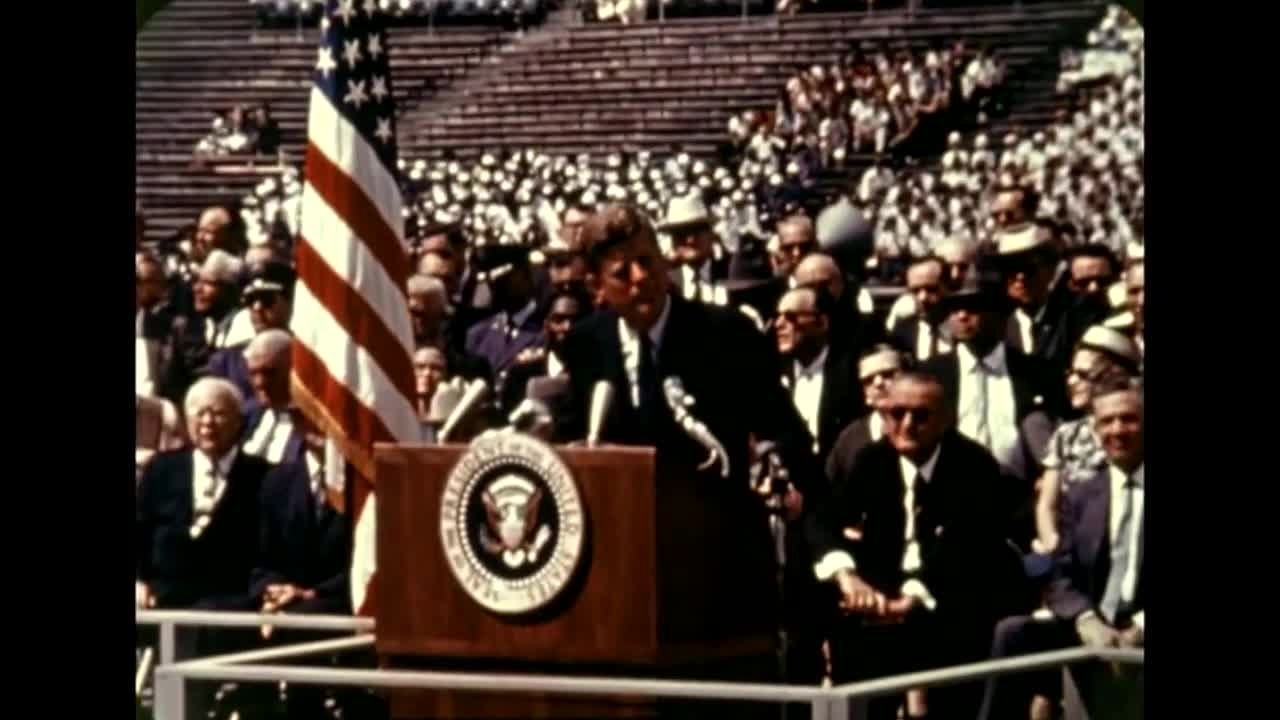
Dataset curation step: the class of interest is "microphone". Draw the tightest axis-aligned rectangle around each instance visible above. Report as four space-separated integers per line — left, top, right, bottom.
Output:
586 380 614 448
438 378 490 443
662 376 730 478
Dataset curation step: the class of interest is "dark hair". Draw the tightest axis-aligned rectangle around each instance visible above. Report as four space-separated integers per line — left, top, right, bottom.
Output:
1089 373 1142 406
579 204 656 272
892 368 944 391
994 184 1040 217
909 255 946 274
544 285 592 319
786 284 838 319
1065 243 1120 276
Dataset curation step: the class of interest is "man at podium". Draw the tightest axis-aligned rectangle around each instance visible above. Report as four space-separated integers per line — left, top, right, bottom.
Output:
558 202 821 497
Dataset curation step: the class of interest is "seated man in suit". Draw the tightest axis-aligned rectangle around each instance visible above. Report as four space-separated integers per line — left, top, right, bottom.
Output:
499 285 592 419
208 261 295 406
889 256 952 362
808 370 1021 720
825 344 904 490
658 195 729 306
776 285 864 461
465 243 545 383
924 258 1061 545
979 377 1145 720
239 329 305 466
136 377 271 716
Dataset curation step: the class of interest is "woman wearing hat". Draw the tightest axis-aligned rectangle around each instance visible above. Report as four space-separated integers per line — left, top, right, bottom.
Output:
1031 325 1141 555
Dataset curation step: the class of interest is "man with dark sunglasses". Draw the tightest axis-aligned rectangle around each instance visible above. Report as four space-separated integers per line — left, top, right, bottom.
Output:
206 261 295 412
1065 243 1120 300
806 370 1022 720
825 345 903 491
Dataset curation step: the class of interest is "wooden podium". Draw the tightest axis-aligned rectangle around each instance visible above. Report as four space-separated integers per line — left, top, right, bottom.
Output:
373 441 779 719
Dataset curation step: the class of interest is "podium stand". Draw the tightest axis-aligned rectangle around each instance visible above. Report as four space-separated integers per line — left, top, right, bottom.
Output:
374 442 779 719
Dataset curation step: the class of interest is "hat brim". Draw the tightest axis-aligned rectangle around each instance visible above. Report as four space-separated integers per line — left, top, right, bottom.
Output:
657 218 713 234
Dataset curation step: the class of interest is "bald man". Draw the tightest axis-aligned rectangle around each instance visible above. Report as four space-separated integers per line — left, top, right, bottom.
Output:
239 330 305 465
793 252 880 357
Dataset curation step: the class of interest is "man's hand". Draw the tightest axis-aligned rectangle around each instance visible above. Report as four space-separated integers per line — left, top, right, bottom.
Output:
1076 613 1120 648
513 347 546 366
135 581 154 609
835 569 886 616
261 583 316 614
1031 534 1059 555
884 595 921 619
1117 624 1143 649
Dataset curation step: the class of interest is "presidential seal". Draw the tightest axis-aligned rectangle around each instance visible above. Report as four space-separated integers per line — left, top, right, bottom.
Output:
439 432 585 615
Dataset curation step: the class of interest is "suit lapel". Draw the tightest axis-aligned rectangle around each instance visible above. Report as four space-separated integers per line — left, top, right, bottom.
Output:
817 349 847 452
1077 472 1111 579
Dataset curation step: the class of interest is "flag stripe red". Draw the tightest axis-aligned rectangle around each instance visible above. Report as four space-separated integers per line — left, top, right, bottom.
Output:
295 236 416 404
304 140 410 299
293 339 398 462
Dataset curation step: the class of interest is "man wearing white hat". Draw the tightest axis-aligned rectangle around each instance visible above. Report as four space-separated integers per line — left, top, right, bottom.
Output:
658 194 729 306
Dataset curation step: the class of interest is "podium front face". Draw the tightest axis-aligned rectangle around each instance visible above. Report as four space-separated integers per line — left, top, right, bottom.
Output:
373 440 776 668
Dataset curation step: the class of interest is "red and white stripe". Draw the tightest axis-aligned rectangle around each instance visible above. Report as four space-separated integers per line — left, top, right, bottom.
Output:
291 86 415 617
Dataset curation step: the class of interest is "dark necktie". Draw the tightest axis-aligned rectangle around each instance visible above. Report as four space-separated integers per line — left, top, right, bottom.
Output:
637 333 660 424
1100 476 1138 623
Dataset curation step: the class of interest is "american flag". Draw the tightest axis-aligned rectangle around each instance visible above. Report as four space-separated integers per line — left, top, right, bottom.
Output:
290 0 417 616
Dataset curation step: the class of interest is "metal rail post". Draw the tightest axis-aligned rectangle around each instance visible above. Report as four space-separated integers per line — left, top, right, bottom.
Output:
154 666 186 720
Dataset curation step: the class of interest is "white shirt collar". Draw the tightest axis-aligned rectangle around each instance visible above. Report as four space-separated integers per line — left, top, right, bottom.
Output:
869 410 885 441
957 341 1008 376
546 350 565 378
1108 462 1144 489
793 346 829 379
194 446 238 480
899 443 942 484
508 299 538 329
618 292 674 358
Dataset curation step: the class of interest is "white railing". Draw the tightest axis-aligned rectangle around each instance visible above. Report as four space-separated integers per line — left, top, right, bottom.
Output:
140 609 1143 720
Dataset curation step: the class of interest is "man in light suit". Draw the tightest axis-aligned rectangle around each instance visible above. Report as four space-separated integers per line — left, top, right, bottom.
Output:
659 194 730 306
979 377 1144 720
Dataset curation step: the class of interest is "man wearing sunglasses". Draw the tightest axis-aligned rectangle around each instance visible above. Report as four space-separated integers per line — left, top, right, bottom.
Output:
825 345 904 491
923 258 1062 541
206 261 295 412
995 222 1108 376
807 370 1020 720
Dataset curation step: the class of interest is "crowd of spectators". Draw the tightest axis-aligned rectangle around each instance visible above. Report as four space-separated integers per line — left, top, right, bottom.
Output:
138 5 1144 719
252 0 551 29
193 102 282 159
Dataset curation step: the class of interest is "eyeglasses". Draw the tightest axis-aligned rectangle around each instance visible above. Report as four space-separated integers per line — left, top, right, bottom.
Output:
886 406 932 423
776 310 819 324
861 369 898 385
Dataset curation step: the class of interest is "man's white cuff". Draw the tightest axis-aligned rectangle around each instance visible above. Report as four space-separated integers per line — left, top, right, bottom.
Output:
900 579 937 611
813 551 856 581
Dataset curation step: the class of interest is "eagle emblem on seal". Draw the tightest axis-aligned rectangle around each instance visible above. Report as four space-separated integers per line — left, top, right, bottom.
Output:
477 474 552 568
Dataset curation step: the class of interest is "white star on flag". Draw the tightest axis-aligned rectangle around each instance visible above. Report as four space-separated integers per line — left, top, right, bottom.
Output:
374 117 394 145
344 79 369 109
335 0 357 26
315 47 337 77
343 39 364 67
367 33 384 60
370 75 389 103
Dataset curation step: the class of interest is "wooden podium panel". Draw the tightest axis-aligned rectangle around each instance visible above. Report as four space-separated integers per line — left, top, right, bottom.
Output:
376 444 661 663
372 441 778 719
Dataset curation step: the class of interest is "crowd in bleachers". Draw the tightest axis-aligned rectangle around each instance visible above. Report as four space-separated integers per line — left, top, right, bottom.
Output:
138 4 1144 719
193 102 282 158
252 0 551 29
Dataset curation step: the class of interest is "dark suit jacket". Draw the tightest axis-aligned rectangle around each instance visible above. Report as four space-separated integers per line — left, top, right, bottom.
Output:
136 450 271 608
464 304 545 380
1048 469 1144 625
251 460 351 614
496 351 576 421
806 431 1023 623
824 414 877 491
1005 283 1110 375
888 316 951 362
922 342 1064 438
668 254 731 299
206 341 255 409
240 405 306 466
782 346 866 462
559 293 821 494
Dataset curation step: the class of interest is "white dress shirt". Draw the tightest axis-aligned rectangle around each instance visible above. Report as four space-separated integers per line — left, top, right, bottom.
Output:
1013 308 1035 354
790 347 829 454
869 411 885 442
956 343 1025 479
1108 463 1144 616
546 350 565 379
618 295 673 409
191 448 238 537
813 444 942 611
136 335 156 398
243 407 296 464
679 261 726 305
